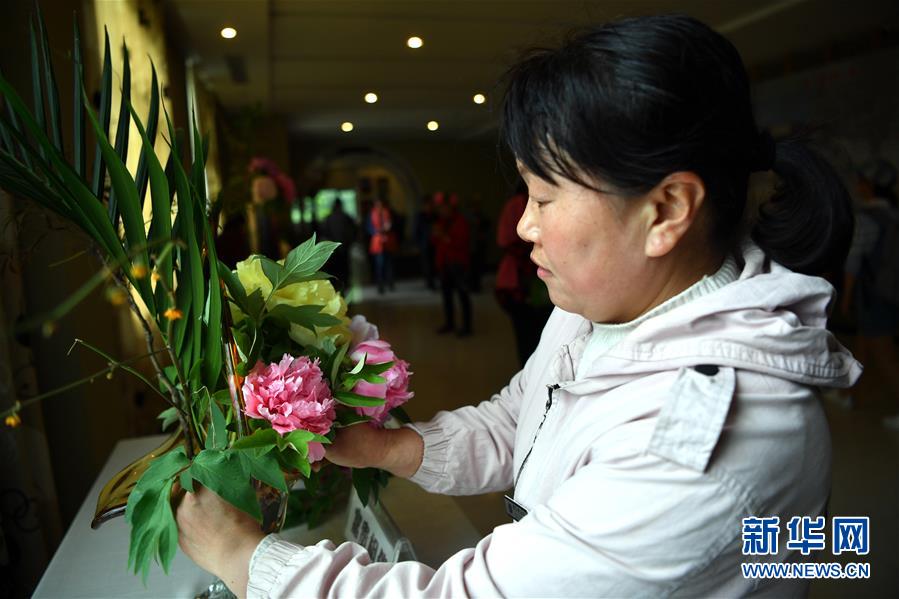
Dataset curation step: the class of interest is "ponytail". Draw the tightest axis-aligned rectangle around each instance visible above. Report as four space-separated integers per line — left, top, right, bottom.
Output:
751 137 854 275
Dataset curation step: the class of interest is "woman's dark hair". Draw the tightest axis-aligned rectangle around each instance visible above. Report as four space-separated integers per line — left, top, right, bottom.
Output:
500 14 853 275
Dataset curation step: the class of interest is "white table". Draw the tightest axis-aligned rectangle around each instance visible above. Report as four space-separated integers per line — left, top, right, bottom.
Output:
35 435 482 598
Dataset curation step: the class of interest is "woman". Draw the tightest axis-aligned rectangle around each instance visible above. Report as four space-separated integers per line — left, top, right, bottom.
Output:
178 15 860 597
367 198 396 294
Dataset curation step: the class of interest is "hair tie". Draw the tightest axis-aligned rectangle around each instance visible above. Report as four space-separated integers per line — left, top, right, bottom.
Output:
752 132 776 172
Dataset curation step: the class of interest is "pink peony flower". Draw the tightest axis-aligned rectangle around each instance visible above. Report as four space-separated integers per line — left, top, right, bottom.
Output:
349 340 413 426
242 354 335 461
306 442 327 463
349 314 380 346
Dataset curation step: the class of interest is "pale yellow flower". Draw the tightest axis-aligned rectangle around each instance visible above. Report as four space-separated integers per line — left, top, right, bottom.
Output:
234 257 350 348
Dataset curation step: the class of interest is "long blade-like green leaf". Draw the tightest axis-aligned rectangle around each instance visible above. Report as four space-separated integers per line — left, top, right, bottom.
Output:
91 28 112 200
0 110 89 225
0 118 16 159
126 96 171 309
28 19 45 161
108 39 131 227
0 150 72 218
190 110 206 210
0 67 32 170
202 207 223 389
72 19 85 178
135 61 159 210
36 3 63 153
168 158 203 383
82 85 154 311
0 86 122 261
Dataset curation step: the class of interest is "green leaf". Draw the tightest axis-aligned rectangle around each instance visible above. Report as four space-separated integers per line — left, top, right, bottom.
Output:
352 468 375 507
264 304 341 334
231 428 280 451
134 62 159 208
125 445 189 524
1 68 31 170
128 477 177 583
157 407 179 431
71 19 85 178
35 3 63 154
237 448 287 493
334 410 371 428
205 393 228 450
231 326 252 364
245 289 265 323
218 260 248 310
334 390 386 408
389 406 412 424
279 448 311 478
126 93 172 306
201 211 223 389
189 449 261 520
91 28 112 199
0 71 127 264
164 107 203 379
348 353 366 374
28 19 44 160
328 342 349 386
190 109 207 210
279 234 341 288
81 84 154 311
107 40 131 227
179 469 194 493
283 429 329 450
125 444 189 581
258 256 281 290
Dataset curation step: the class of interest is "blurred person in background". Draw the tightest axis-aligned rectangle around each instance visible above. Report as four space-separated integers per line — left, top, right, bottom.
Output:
467 202 491 293
320 198 358 293
413 193 437 290
366 197 397 294
433 192 472 336
495 179 553 366
179 15 860 597
840 159 899 427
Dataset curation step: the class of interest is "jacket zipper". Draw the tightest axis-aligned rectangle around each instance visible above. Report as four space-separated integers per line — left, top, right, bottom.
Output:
514 383 560 488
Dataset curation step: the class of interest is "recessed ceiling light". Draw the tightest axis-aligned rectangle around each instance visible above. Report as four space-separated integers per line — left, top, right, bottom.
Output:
473 93 486 105
364 92 378 104
407 36 423 49
427 120 439 131
220 27 237 39
341 122 354 132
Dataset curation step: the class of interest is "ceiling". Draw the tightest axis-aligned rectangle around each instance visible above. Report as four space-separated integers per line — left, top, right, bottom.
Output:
166 0 899 142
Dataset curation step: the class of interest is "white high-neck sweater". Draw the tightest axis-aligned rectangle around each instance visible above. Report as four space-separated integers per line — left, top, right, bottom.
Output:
575 255 739 379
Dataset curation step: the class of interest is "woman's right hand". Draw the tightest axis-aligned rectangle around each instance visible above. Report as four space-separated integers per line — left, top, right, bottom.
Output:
325 424 424 479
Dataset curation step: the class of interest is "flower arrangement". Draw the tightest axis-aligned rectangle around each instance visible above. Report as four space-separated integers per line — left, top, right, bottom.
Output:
0 6 411 583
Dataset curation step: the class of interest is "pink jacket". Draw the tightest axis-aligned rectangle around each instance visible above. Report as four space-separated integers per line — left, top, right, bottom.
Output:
247 241 861 597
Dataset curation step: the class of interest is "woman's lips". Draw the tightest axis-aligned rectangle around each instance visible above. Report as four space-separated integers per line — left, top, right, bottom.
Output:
532 256 551 278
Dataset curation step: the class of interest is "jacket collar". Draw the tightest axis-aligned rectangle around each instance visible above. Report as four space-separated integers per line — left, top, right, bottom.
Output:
553 240 862 397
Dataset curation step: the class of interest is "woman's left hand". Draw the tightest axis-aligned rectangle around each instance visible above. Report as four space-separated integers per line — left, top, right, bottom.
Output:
177 485 265 599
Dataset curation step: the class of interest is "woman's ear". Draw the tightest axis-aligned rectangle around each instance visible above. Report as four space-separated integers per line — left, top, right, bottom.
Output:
643 172 706 258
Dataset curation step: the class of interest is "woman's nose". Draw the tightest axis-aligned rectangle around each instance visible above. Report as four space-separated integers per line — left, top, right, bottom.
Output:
517 200 539 243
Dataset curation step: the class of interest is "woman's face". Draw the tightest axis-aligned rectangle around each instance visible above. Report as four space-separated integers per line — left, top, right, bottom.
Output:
517 169 651 323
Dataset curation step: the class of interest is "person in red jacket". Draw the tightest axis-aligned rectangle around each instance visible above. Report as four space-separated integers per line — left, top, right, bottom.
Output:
495 180 553 365
432 192 472 336
367 198 397 294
